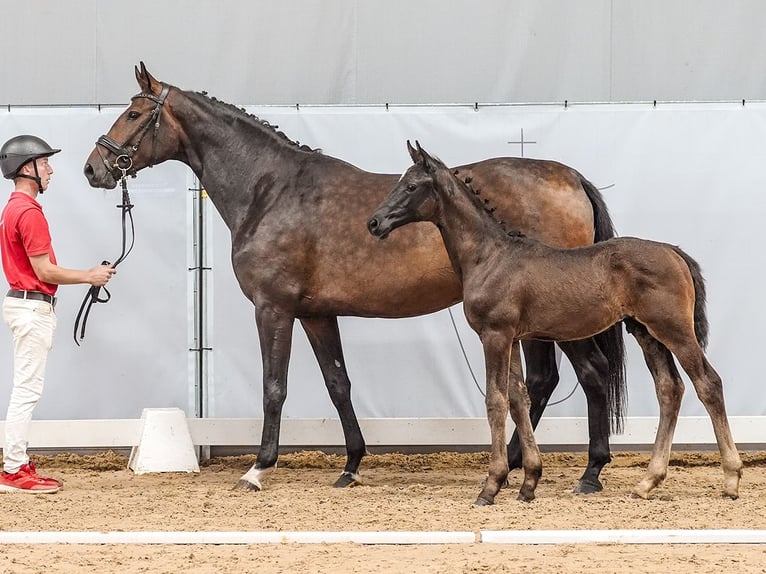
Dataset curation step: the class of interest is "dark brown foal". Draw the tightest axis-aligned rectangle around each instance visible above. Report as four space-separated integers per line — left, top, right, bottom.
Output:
368 142 742 505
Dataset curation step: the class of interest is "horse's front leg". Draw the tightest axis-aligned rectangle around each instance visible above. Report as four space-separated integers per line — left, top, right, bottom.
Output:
301 316 366 488
507 340 559 471
235 306 295 492
476 336 541 505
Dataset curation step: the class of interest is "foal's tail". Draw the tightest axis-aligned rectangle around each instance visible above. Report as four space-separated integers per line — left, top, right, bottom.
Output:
671 246 709 349
580 175 627 433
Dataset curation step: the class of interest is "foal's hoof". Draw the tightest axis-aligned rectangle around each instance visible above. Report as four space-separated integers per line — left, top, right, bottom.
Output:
722 492 739 501
573 478 603 495
233 479 262 492
473 496 494 507
333 471 362 488
517 489 536 503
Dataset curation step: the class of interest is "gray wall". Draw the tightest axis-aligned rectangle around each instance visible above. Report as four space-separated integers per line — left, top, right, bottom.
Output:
2 1 766 106
1 2 765 425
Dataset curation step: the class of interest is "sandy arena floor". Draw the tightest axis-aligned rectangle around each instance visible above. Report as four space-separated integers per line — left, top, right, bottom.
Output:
0 450 765 573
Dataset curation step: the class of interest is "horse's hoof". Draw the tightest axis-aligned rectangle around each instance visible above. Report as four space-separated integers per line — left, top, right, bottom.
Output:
722 492 739 500
573 479 603 495
333 471 362 488
233 479 262 492
473 496 494 506
517 490 535 503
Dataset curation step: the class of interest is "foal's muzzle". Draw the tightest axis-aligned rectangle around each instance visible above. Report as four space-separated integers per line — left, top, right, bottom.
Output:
367 217 390 240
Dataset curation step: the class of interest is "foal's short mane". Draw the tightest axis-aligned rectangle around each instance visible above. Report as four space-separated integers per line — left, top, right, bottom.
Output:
451 167 526 239
192 90 321 153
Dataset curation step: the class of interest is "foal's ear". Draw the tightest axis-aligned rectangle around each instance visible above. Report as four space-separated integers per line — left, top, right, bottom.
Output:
415 141 436 174
135 61 162 95
406 140 423 164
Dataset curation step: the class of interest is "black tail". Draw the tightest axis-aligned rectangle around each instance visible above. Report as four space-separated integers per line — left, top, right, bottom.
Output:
671 246 709 349
580 175 627 433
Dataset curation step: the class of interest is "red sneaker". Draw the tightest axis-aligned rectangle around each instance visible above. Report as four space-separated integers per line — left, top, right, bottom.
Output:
22 461 63 489
0 467 59 494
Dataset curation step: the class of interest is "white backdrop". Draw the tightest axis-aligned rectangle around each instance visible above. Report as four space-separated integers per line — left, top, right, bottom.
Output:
0 102 765 445
210 102 766 421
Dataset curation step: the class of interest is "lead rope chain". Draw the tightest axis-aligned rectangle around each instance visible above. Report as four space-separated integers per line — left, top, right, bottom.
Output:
73 161 135 346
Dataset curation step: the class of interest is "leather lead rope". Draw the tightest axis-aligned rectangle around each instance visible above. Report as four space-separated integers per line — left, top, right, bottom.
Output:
73 172 135 346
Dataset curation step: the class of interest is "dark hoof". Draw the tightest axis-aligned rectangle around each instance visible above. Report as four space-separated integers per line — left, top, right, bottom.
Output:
573 479 603 495
473 496 494 506
517 490 535 503
232 479 262 492
333 471 362 488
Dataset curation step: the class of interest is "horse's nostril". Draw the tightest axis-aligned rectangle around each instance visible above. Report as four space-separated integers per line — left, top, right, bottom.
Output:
367 218 378 232
83 163 93 177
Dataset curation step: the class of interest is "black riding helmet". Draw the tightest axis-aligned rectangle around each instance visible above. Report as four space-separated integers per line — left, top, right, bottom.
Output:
0 135 61 193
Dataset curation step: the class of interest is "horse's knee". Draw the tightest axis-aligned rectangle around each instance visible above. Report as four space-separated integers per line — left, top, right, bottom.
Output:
262 381 287 412
324 376 352 403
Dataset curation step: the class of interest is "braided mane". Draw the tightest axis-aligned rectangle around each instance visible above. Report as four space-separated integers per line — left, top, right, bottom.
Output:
194 90 321 153
452 168 525 239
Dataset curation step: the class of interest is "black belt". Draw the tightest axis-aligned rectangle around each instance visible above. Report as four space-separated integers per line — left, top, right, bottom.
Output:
7 289 57 307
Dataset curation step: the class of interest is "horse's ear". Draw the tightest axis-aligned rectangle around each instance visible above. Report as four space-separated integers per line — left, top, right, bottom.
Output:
415 142 436 174
135 61 161 95
406 140 422 164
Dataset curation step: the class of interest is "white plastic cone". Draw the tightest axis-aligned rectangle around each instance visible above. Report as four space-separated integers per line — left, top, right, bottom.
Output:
128 408 200 474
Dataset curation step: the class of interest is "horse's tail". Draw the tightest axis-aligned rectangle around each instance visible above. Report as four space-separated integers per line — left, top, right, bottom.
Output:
671 246 709 349
579 175 627 433
579 175 617 243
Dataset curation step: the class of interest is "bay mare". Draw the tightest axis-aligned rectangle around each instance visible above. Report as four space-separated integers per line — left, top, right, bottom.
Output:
84 62 625 493
367 142 741 504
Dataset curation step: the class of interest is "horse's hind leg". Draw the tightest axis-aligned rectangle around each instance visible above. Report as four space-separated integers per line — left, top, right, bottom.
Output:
659 334 742 499
625 320 685 499
557 339 612 494
300 316 366 487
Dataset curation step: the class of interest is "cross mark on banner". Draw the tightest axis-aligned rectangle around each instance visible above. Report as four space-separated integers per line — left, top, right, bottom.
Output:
507 128 537 157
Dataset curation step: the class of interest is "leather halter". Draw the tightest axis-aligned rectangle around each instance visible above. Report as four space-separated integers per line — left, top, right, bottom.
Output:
95 83 171 179
73 85 170 346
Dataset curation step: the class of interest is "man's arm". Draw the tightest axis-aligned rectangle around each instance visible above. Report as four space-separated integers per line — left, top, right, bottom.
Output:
29 254 115 287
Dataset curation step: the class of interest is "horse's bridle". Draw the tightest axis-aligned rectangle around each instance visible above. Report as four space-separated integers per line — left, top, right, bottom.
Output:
74 83 170 346
95 83 171 180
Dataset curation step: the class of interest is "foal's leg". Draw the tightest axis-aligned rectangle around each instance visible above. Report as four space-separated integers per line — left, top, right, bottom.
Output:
301 316 366 488
508 341 559 470
236 306 295 491
659 333 742 499
477 336 541 505
557 339 612 494
625 321 685 498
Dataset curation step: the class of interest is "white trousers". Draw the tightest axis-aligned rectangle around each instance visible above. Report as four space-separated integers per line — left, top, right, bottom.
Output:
2 296 56 473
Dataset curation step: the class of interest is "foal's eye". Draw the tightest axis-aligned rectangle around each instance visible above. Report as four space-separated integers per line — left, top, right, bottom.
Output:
127 111 140 120
406 184 417 192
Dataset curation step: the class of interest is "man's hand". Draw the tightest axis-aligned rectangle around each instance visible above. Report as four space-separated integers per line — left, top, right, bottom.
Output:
87 264 116 287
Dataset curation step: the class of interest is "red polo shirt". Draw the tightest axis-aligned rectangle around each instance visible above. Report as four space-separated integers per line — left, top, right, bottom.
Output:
0 192 58 295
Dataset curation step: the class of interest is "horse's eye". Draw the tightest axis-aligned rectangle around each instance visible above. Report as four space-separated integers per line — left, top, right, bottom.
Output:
407 184 417 192
127 111 140 120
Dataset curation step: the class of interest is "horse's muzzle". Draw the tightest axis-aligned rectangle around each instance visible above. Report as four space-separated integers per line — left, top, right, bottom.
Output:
367 217 389 240
83 161 118 190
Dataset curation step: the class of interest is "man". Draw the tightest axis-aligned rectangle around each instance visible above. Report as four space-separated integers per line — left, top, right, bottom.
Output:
0 135 115 493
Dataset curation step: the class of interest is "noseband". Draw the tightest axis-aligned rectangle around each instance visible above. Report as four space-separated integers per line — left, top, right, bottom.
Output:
95 83 171 179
